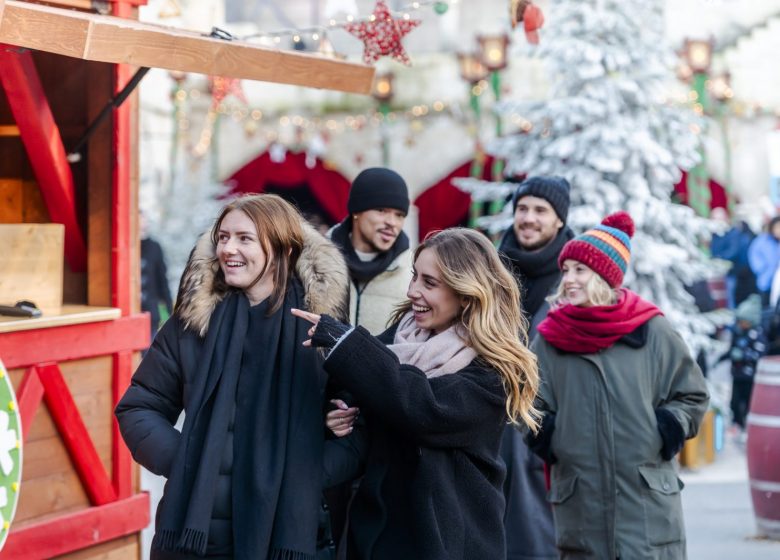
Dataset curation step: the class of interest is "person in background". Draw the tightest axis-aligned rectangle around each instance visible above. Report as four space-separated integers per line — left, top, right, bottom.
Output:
710 207 757 308
527 211 709 559
329 168 413 335
748 215 780 307
496 175 573 560
116 194 349 560
297 227 541 560
140 212 173 340
718 294 767 436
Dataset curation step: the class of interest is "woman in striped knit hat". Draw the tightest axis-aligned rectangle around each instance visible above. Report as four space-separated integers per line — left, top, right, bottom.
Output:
526 211 709 559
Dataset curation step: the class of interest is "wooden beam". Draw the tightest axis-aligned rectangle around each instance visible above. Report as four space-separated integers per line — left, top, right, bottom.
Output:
0 314 150 369
111 351 134 499
0 493 150 559
16 367 45 441
0 0 375 94
37 363 118 506
0 46 88 272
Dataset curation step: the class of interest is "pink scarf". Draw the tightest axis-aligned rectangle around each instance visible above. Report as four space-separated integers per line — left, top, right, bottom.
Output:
537 289 662 354
388 312 477 378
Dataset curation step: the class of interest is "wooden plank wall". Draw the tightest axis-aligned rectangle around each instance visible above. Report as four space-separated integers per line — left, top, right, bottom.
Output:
0 50 142 558
8 356 140 559
9 358 112 523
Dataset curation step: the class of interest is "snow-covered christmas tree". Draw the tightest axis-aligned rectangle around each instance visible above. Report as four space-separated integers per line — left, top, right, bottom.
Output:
456 0 726 354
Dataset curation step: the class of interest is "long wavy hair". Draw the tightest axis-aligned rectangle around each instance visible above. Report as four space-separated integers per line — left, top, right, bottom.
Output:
389 228 540 431
210 194 304 314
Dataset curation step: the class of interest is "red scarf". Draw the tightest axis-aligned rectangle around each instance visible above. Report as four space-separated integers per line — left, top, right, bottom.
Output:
537 289 662 353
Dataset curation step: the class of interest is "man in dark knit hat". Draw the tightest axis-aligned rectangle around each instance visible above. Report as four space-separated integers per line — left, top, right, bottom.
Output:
325 168 413 553
328 167 412 334
498 175 574 560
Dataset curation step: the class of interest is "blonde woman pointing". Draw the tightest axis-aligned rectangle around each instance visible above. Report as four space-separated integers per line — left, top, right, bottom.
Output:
293 228 540 560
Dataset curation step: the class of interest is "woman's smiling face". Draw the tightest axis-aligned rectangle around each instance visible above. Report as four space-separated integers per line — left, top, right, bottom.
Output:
215 209 274 303
407 248 462 334
560 259 596 307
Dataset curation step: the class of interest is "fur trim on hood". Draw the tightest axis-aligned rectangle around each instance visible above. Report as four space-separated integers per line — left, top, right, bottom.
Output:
175 221 350 337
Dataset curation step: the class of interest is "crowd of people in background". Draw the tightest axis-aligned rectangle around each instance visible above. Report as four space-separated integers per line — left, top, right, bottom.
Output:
126 166 780 559
711 210 780 440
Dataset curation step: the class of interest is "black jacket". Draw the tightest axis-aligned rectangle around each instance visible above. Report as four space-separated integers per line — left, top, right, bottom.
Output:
323 326 508 560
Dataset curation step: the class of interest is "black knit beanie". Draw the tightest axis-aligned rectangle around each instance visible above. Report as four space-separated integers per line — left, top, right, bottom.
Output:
511 176 571 224
347 168 410 215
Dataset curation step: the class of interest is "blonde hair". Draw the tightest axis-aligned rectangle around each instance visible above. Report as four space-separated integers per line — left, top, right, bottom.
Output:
390 228 540 431
547 263 621 308
211 194 304 314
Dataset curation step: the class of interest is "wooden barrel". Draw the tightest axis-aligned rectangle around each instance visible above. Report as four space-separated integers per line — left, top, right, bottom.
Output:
747 356 780 539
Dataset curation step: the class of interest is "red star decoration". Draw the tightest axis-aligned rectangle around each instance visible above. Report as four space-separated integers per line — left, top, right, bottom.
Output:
345 0 421 65
208 76 248 110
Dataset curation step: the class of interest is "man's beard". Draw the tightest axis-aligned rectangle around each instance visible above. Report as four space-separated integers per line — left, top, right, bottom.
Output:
515 226 555 252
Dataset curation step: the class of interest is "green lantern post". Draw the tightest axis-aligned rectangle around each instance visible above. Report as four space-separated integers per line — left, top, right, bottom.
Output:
683 38 714 217
477 34 510 215
457 52 489 226
371 72 395 167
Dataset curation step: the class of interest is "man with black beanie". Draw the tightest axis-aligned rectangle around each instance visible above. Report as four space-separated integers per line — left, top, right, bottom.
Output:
498 175 574 560
325 168 413 554
329 167 413 334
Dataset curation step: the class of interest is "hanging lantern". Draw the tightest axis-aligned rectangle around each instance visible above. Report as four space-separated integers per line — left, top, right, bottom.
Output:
477 34 510 71
683 38 713 73
457 52 489 84
371 72 395 102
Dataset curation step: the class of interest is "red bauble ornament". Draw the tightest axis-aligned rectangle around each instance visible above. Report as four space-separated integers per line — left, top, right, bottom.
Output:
510 0 544 44
345 0 421 65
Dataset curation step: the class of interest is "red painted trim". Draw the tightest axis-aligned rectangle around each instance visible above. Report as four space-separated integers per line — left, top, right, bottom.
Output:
37 363 117 506
112 2 134 316
108 0 149 6
15 367 44 441
0 46 87 272
0 314 150 369
112 351 134 499
0 493 150 559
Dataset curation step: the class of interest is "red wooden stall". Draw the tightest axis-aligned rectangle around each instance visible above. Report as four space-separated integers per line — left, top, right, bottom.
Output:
0 1 373 557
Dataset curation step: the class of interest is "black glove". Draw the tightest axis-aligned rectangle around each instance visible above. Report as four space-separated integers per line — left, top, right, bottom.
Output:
311 314 351 349
655 408 685 461
525 412 557 464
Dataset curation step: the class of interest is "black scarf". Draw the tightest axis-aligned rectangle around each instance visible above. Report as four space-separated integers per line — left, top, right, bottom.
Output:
330 218 410 284
154 282 323 560
498 226 575 319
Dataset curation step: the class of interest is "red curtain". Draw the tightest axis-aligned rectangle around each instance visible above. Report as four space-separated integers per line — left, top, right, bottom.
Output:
673 171 729 211
225 151 351 223
414 156 496 241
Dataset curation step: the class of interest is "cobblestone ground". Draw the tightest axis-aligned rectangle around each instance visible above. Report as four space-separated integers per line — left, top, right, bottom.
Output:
681 360 780 559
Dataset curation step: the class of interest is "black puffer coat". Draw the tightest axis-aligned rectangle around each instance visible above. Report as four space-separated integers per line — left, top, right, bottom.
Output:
323 326 509 560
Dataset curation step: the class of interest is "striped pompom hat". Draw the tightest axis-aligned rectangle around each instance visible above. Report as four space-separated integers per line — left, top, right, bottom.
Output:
558 211 635 288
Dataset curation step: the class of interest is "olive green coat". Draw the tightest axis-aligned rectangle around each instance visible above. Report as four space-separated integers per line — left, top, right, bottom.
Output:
532 316 709 559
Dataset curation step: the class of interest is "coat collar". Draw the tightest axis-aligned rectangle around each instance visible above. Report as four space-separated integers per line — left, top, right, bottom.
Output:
175 220 350 337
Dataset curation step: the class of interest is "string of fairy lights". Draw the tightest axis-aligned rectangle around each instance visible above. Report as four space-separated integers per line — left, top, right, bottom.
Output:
240 0 455 51
169 80 477 159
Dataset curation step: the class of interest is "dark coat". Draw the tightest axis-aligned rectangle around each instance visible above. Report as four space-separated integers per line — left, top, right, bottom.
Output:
497 228 565 560
141 237 173 334
323 326 508 560
531 316 709 559
117 222 350 559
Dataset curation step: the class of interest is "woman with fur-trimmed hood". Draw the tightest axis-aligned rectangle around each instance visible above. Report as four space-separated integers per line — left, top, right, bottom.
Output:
116 194 349 560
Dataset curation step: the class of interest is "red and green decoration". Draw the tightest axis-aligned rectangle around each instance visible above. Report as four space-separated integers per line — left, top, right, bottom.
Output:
0 359 22 551
345 0 421 65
